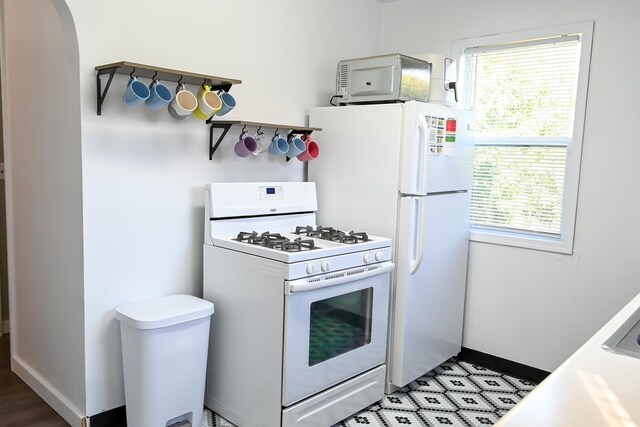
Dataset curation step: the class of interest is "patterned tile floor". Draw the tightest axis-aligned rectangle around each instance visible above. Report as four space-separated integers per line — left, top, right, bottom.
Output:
202 358 537 427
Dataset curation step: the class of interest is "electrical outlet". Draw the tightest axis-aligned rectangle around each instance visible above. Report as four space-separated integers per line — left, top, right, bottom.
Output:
0 163 4 179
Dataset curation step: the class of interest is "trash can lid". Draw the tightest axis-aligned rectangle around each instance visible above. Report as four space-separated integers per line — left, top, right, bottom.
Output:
115 294 214 330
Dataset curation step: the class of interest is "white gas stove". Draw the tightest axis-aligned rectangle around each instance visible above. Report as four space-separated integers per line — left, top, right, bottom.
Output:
202 182 393 427
204 182 392 277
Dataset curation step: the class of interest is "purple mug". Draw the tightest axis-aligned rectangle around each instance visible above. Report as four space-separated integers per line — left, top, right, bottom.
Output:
234 131 258 157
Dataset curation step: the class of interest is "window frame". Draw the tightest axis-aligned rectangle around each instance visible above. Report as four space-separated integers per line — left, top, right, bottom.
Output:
453 22 594 254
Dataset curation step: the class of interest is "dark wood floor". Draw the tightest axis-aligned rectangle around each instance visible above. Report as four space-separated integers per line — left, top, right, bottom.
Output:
0 334 70 426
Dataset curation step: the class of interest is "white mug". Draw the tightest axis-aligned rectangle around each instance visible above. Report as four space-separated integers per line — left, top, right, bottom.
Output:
168 84 197 119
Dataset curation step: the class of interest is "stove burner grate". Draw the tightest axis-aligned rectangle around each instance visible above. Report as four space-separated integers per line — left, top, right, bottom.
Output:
293 226 370 244
234 231 316 252
235 231 258 243
271 237 315 252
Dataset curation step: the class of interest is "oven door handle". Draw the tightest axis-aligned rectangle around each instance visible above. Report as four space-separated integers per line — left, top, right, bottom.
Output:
286 262 395 294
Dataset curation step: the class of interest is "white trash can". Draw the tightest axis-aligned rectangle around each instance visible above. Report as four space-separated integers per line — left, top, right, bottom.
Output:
115 294 214 427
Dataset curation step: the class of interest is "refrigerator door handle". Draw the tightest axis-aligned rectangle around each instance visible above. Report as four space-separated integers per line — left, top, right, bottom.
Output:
414 115 429 195
410 197 427 275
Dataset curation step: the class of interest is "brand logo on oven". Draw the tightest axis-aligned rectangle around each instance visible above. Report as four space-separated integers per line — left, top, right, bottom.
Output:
270 208 277 212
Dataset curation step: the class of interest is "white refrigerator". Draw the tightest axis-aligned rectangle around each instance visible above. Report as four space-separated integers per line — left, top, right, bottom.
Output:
308 101 475 392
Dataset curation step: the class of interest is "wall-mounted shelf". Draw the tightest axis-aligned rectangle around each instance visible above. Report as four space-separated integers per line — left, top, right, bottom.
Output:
95 61 242 115
206 119 321 160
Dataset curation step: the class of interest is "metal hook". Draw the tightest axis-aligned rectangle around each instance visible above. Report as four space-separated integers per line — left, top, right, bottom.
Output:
129 67 136 78
202 80 208 90
241 124 247 133
257 126 263 136
152 71 158 83
177 75 183 86
274 128 279 136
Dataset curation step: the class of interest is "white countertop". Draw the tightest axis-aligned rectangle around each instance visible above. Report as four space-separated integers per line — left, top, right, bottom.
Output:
497 291 640 426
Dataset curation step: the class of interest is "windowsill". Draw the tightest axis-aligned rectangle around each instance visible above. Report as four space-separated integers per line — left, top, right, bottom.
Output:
469 228 573 255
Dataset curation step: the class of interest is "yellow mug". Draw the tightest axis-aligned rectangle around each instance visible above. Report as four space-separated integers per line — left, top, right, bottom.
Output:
193 85 222 120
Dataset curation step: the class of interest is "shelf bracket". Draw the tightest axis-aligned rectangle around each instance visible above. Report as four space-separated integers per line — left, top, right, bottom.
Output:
96 67 117 116
285 129 313 162
209 82 233 93
209 123 233 160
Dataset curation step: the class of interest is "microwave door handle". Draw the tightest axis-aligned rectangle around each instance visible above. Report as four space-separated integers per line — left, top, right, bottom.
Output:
447 81 458 102
443 57 458 102
410 197 427 275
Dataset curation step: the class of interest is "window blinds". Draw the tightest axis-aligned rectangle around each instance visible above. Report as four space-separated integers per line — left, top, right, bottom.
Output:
463 35 581 236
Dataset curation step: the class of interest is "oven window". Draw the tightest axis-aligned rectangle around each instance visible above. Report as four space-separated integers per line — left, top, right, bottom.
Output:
308 288 373 366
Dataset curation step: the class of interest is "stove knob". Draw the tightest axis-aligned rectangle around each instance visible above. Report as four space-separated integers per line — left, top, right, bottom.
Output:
375 250 384 262
321 261 330 272
363 252 373 264
306 263 316 274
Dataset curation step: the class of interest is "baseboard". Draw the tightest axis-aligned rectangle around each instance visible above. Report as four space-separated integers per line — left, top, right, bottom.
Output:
87 404 192 426
89 405 126 427
2 319 9 334
12 355 85 426
458 347 550 384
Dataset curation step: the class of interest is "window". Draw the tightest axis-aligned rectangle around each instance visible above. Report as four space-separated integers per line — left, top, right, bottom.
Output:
453 23 593 253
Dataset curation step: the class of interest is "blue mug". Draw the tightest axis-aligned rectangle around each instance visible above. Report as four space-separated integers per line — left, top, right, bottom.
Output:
123 77 150 108
286 136 306 158
268 135 289 156
145 81 173 110
216 91 236 116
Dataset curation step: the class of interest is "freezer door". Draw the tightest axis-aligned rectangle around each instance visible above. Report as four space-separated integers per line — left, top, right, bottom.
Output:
425 108 475 193
309 104 403 238
390 192 471 389
400 102 475 194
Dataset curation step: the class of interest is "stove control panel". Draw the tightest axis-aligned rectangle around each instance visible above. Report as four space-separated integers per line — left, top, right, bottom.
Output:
259 186 283 200
286 246 393 280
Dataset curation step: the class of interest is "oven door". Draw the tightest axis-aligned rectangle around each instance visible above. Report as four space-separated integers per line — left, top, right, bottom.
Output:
282 261 394 406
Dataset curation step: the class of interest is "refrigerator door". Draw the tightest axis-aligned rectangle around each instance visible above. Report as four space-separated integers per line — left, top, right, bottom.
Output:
400 102 475 194
390 191 471 389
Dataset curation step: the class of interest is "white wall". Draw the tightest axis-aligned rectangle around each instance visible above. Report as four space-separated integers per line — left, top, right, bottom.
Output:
2 0 86 422
379 0 640 371
62 0 381 416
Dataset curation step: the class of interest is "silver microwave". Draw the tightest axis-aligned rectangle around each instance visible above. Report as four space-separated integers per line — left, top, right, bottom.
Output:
336 54 431 105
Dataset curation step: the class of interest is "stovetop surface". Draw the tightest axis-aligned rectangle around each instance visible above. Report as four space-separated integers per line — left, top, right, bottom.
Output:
292 226 370 245
233 226 372 253
212 225 391 263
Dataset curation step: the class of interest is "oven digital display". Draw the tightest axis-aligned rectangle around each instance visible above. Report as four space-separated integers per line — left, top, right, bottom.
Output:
259 186 283 200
